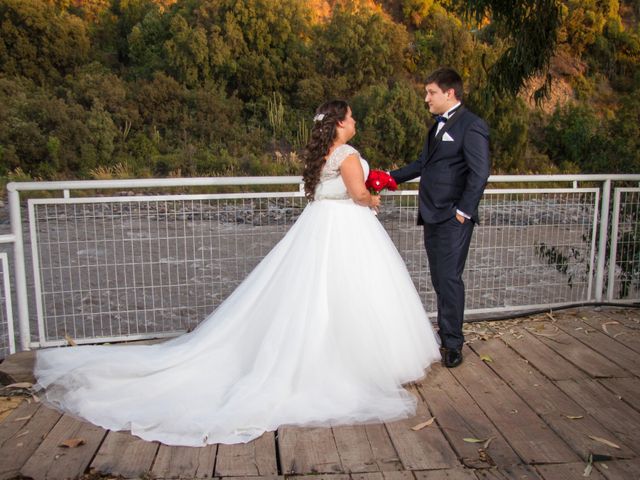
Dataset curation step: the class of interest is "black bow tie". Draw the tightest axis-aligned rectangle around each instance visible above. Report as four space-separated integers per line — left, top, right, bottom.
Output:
433 106 461 124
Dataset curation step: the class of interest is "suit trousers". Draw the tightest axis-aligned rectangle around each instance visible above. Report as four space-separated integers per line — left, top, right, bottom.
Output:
423 216 474 350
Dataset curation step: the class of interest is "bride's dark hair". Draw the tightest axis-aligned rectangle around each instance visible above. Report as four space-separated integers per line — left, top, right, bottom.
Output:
302 100 349 200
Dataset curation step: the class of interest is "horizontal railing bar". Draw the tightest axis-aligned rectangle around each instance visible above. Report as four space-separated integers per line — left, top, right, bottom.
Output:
7 174 640 192
7 176 304 192
28 191 306 205
0 234 16 244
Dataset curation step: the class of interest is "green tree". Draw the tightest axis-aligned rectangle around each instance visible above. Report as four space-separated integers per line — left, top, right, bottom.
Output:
314 4 409 97
164 14 210 87
351 80 430 169
127 8 170 78
90 0 161 67
0 0 89 84
457 0 562 98
168 0 313 99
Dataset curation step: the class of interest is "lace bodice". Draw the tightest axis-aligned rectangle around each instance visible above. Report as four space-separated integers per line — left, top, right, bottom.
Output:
315 144 369 200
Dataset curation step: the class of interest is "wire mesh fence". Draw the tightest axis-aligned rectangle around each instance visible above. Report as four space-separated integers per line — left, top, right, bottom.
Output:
609 188 640 301
28 194 308 346
26 187 603 346
383 189 599 316
0 253 15 357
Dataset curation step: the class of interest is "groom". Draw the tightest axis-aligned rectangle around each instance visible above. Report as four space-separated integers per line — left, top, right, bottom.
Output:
391 68 490 368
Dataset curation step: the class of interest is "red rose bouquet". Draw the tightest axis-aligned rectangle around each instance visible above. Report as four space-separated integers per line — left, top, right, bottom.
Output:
366 170 398 194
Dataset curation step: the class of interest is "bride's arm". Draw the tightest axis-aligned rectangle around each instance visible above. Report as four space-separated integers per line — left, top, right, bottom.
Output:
341 154 381 209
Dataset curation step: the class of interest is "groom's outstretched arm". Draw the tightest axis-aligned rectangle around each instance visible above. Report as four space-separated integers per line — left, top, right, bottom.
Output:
390 140 427 184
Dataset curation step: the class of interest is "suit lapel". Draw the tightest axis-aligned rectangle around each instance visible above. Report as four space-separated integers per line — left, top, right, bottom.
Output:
426 106 467 162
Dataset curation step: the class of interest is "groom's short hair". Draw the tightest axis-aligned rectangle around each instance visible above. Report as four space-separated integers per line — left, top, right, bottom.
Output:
426 68 463 101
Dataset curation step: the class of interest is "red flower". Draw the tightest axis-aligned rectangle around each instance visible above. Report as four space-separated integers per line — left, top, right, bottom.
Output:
366 170 398 194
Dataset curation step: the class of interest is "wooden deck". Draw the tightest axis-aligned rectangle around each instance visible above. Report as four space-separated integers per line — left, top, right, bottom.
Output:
1 306 639 480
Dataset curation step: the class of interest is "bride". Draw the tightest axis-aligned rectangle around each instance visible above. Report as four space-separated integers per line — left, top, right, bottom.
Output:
34 100 442 446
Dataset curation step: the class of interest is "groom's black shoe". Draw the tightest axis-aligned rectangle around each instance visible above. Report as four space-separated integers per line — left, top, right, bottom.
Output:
443 348 463 368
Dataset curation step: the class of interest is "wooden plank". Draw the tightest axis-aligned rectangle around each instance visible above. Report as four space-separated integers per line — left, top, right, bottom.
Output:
151 444 217 479
417 366 522 469
473 465 541 479
0 403 61 480
219 476 283 480
577 309 640 354
600 308 640 329
0 350 36 384
332 424 401 473
0 396 24 423
364 424 404 471
498 326 588 380
554 317 640 376
470 338 634 459
278 426 342 474
517 320 626 378
414 469 478 479
90 430 159 478
215 432 277 476
555 379 640 454
536 462 606 479
384 385 459 470
351 471 415 480
595 459 640 479
0 400 39 445
286 475 348 480
599 377 640 413
449 346 579 464
20 414 106 480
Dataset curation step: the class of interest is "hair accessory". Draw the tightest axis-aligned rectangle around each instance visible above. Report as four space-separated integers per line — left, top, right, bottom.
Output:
313 113 325 122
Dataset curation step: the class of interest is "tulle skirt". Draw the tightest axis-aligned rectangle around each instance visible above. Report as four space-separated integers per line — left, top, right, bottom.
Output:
35 199 441 446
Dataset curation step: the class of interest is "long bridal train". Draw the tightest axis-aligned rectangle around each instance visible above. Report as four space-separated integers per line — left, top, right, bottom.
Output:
35 144 441 446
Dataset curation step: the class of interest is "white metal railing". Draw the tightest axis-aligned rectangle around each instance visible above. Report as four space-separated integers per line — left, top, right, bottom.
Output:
3 174 640 352
608 188 640 302
0 252 15 357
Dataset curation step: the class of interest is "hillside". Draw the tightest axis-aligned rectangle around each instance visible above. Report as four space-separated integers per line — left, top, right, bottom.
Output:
0 0 638 185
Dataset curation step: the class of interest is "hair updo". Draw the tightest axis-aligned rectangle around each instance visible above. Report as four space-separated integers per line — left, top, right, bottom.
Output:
302 100 349 200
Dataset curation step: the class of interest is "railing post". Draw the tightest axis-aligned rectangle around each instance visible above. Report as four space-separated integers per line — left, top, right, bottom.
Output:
607 188 621 301
7 184 31 351
594 179 611 302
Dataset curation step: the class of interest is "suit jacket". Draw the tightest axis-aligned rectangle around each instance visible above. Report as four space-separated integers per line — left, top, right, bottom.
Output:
391 106 490 224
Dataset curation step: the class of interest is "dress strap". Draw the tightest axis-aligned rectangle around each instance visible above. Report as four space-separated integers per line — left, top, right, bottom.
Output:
326 144 359 171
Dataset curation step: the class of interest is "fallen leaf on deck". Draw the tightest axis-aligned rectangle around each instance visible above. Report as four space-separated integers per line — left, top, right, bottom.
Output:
526 325 560 337
411 417 435 431
601 321 619 335
65 334 77 346
583 453 593 477
463 437 487 443
588 435 621 449
480 354 493 363
60 438 86 448
483 436 495 449
6 383 33 389
614 332 627 338
13 415 32 422
565 415 584 420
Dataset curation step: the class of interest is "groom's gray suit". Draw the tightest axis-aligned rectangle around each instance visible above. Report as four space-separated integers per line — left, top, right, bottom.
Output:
391 106 490 351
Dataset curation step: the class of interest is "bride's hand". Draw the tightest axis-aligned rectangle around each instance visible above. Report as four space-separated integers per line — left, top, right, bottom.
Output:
370 194 381 212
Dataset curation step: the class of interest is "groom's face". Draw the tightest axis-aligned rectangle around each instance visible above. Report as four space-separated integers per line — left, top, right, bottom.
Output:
425 83 455 115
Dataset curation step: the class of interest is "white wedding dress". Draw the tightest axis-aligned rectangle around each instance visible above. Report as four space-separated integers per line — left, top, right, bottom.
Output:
35 144 441 446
